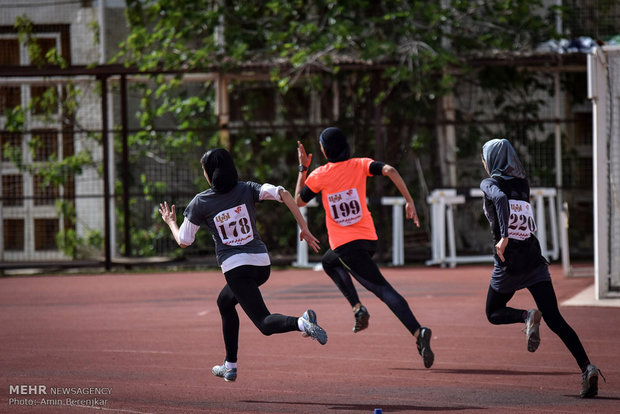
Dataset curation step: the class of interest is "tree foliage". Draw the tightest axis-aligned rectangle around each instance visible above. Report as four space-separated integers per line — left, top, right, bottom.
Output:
1 2 576 261
121 0 555 95
116 0 559 257
117 0 558 169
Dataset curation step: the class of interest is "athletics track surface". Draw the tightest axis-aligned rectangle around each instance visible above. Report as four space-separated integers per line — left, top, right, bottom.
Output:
0 264 619 413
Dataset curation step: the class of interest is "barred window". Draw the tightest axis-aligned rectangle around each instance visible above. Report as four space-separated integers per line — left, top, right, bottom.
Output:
3 219 24 251
33 174 59 206
34 218 58 251
1 175 23 207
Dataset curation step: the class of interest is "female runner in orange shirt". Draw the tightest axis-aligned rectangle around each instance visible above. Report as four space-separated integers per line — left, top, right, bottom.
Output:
295 127 434 368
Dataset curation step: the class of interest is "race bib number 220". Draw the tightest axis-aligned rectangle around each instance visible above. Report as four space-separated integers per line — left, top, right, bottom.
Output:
508 200 537 240
214 204 254 246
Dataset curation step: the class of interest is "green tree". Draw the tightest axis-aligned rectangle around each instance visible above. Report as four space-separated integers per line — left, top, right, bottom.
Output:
117 0 559 257
121 0 555 97
117 0 558 171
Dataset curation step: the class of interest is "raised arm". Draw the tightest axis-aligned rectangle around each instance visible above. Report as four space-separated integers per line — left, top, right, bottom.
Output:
382 164 420 228
279 188 320 253
295 141 312 206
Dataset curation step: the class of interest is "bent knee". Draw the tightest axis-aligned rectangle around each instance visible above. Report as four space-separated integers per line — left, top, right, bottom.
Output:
216 297 236 314
256 324 275 336
321 257 339 271
486 313 502 325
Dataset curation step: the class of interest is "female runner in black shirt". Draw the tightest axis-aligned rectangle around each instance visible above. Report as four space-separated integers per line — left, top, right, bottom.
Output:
159 148 326 383
480 138 602 398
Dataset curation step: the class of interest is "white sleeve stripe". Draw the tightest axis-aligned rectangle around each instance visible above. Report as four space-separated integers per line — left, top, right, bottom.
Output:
259 183 284 202
178 218 200 246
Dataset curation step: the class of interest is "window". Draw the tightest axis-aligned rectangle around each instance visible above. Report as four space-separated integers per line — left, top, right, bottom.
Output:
31 129 58 161
0 39 21 112
30 38 60 115
1 175 23 207
31 85 59 115
0 86 21 113
1 132 21 162
3 219 24 251
34 218 58 251
0 38 19 64
33 174 59 206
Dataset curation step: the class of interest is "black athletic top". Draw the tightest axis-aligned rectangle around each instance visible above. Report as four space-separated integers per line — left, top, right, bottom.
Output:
184 181 268 267
481 176 550 292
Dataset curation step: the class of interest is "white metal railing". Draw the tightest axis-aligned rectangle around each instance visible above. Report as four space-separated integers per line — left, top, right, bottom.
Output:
293 197 407 268
426 188 559 267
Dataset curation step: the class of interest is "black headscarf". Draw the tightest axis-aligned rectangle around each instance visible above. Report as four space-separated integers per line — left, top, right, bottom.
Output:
481 138 526 180
201 148 238 193
319 127 351 162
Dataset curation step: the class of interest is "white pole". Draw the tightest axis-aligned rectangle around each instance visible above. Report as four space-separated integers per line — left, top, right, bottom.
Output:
382 197 405 266
99 0 106 64
293 206 309 267
560 201 572 275
589 49 609 300
293 200 318 268
554 71 563 261
534 191 548 260
547 192 559 260
446 204 457 268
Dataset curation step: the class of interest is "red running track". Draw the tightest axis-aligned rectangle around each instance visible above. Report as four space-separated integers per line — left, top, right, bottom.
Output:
0 264 618 413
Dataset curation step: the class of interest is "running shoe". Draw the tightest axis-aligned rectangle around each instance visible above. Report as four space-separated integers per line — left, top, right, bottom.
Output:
523 309 542 352
212 363 237 382
353 305 370 333
416 327 434 369
300 309 328 345
580 364 605 398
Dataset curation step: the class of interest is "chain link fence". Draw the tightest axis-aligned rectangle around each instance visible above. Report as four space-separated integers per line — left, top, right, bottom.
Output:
3 0 619 270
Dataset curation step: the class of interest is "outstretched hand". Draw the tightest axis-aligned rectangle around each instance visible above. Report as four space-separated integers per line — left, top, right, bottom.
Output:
159 201 176 225
297 141 312 169
405 202 420 228
299 228 320 253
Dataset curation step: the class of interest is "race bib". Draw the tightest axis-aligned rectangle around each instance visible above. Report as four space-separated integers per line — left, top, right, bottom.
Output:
327 188 363 226
213 204 254 246
507 200 537 240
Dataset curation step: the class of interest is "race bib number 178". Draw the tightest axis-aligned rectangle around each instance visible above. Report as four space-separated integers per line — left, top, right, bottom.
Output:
508 200 537 240
214 204 254 246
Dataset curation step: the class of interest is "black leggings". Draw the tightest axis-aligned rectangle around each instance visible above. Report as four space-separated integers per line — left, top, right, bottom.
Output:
322 240 421 336
486 281 590 370
217 265 298 363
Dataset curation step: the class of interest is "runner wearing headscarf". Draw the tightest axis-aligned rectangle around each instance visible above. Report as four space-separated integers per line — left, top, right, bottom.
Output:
295 127 434 369
159 148 327 382
480 138 603 397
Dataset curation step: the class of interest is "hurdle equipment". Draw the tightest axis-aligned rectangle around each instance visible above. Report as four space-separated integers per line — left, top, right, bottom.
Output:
293 197 407 268
425 187 559 267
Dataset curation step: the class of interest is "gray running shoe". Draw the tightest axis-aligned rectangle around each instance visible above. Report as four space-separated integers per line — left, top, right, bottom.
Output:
212 363 237 382
580 364 605 398
300 309 328 345
524 309 542 352
416 327 434 369
353 305 370 333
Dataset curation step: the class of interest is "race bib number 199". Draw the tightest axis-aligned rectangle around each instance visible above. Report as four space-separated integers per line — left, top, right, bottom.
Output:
327 188 363 226
214 204 254 246
508 200 537 240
